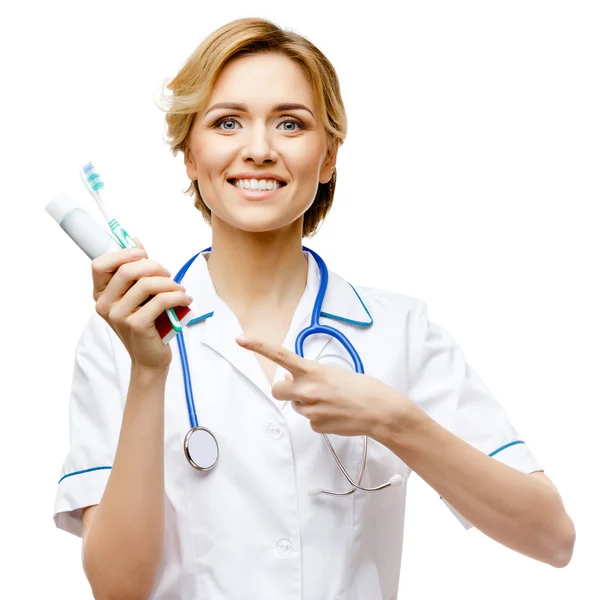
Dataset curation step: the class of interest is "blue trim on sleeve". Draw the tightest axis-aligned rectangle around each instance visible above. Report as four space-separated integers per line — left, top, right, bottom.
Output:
58 465 112 484
489 440 525 457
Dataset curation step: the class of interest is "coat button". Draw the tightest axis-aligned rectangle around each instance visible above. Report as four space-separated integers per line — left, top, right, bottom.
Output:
276 538 292 555
267 423 283 439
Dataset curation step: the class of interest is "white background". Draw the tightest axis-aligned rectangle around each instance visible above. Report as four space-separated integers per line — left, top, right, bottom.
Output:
1 1 597 597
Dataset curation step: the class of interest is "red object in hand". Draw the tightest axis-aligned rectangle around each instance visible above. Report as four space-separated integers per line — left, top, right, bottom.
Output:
155 305 195 344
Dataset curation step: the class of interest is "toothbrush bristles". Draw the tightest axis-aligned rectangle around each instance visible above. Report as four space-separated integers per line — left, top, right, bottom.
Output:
82 162 105 193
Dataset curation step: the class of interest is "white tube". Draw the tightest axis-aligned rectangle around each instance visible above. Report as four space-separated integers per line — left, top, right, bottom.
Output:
46 193 121 259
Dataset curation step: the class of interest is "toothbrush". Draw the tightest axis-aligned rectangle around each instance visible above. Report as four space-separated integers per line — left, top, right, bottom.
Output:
79 162 190 341
80 162 137 250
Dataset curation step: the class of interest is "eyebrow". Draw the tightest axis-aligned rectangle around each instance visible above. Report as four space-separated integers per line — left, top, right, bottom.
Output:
204 102 314 118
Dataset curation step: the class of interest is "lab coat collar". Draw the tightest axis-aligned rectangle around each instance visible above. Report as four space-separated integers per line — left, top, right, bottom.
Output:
181 249 373 329
176 248 373 401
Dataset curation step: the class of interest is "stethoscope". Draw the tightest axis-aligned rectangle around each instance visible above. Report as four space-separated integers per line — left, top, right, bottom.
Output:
173 245 404 496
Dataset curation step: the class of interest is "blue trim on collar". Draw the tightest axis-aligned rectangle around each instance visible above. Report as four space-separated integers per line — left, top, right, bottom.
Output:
188 311 214 326
322 283 373 327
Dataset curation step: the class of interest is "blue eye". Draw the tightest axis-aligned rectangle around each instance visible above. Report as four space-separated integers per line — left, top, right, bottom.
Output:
216 118 239 130
278 118 304 131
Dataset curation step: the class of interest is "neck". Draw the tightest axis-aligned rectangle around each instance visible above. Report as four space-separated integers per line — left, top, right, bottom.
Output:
205 216 308 318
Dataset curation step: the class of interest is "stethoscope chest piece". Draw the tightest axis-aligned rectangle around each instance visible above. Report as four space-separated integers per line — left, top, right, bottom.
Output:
184 426 219 471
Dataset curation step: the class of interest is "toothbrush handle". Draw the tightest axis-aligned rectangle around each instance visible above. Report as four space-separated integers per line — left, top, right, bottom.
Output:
109 219 137 250
110 222 183 333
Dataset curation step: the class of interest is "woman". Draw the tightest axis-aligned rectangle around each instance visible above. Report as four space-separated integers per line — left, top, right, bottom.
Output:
53 17 575 600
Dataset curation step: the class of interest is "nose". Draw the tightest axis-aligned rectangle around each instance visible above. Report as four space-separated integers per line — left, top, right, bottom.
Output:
240 124 277 164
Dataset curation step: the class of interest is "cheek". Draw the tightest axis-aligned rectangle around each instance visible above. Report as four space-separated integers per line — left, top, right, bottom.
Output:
195 139 232 177
285 144 324 178
192 139 237 204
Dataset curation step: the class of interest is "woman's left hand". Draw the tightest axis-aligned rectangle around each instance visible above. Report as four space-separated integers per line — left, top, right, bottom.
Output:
235 334 413 437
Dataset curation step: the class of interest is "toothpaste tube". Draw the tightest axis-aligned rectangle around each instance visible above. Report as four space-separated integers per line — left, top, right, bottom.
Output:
45 192 194 344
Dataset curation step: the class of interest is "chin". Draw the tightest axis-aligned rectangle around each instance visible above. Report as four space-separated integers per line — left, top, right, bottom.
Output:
215 213 290 234
215 207 305 235
235 220 292 234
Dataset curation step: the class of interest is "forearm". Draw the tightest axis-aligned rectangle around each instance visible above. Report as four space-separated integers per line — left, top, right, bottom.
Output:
83 365 168 600
371 391 575 567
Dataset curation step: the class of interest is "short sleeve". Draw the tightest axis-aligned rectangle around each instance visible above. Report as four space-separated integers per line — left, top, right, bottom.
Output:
53 312 125 538
407 299 544 529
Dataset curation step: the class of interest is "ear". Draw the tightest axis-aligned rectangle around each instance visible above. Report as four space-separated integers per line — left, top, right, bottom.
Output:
319 142 338 185
184 145 198 181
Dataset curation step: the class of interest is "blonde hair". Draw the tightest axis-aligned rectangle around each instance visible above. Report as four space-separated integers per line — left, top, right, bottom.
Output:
156 17 347 238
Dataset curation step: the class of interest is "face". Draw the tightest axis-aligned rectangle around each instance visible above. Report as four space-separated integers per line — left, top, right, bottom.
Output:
184 52 337 235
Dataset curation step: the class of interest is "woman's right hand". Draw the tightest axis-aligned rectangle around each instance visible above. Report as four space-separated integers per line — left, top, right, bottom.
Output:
91 238 192 373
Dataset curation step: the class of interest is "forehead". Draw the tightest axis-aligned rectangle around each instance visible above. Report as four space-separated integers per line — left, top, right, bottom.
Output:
209 52 315 110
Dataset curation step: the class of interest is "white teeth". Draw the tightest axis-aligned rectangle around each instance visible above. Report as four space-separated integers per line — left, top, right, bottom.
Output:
232 178 284 190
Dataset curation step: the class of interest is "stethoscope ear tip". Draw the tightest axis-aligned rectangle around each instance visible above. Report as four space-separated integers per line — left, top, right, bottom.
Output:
307 486 322 496
389 474 404 487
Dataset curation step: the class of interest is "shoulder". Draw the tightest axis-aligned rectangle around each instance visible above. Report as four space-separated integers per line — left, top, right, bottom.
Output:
354 282 421 311
324 267 428 348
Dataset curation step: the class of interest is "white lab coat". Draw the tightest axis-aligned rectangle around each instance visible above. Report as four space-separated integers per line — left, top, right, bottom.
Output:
54 249 543 600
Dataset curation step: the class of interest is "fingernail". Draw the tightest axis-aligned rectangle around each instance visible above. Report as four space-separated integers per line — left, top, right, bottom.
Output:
130 249 145 257
236 335 250 345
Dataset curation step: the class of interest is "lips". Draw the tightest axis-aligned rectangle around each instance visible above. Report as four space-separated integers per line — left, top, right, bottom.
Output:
227 171 288 184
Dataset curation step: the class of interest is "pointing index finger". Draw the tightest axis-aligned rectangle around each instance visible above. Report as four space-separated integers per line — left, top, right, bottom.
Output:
235 335 309 376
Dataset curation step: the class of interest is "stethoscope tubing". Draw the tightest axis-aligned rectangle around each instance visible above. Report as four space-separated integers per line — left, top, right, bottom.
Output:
173 245 402 494
174 248 209 430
